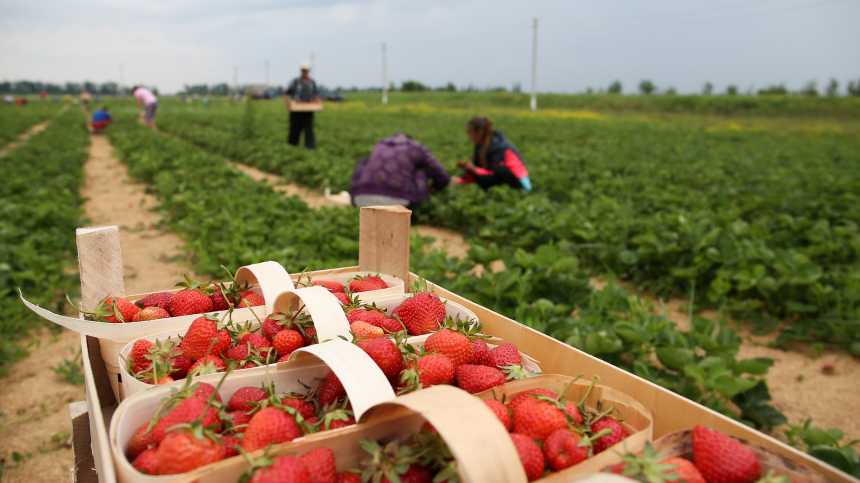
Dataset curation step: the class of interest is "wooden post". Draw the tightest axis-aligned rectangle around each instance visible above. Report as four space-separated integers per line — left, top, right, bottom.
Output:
358 206 411 286
76 226 125 311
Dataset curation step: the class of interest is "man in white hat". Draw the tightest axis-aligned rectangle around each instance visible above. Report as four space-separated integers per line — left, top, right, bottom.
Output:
284 61 320 148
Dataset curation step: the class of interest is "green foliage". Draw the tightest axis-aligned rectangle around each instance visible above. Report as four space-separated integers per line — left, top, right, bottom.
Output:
0 107 88 375
51 348 85 385
639 80 656 95
401 80 429 92
758 84 788 96
785 419 860 477
0 101 65 144
608 81 622 94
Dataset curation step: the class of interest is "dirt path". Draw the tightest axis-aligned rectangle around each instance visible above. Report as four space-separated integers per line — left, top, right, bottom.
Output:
0 104 68 157
0 132 205 482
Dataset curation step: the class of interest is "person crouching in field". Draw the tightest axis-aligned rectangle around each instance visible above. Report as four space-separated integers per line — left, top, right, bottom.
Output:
90 106 113 133
349 133 451 211
457 116 532 191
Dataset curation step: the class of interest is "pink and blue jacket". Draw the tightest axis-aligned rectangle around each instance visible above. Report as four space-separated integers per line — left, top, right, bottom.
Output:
458 130 532 191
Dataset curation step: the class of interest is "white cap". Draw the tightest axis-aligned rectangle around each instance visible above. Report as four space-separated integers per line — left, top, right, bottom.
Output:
300 61 311 71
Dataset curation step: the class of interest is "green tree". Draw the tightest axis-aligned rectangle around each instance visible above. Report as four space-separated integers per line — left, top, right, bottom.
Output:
702 82 713 95
826 78 839 96
608 80 622 94
726 85 738 95
401 80 428 92
664 87 677 95
846 79 860 96
757 84 787 96
638 80 656 95
800 80 818 96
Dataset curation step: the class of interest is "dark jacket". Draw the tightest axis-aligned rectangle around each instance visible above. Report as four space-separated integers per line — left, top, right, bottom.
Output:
350 134 451 203
468 130 530 190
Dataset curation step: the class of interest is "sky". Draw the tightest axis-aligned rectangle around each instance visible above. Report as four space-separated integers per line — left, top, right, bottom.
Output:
1 0 859 95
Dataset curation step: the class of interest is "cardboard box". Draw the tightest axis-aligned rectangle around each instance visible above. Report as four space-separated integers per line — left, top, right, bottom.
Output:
70 206 860 483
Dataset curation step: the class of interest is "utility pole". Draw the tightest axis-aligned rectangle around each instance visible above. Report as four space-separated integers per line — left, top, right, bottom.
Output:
530 18 538 111
382 42 388 105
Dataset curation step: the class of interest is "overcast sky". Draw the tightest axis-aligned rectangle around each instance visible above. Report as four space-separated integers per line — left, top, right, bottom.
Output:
2 0 858 95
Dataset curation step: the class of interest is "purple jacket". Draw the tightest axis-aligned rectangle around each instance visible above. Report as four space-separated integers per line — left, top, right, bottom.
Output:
349 134 451 203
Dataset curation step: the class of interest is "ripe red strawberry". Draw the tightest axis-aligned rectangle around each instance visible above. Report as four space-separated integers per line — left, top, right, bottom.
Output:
72 295 141 323
225 344 250 362
363 275 387 289
391 283 446 335
469 339 490 365
136 291 173 312
222 434 243 459
487 343 520 369
484 399 512 431
323 412 356 430
194 382 221 403
227 386 267 413
131 447 159 475
513 397 571 441
274 329 305 357
591 416 630 454
180 315 230 361
312 280 345 293
662 457 706 483
127 423 157 459
156 429 225 475
226 410 251 434
129 339 155 375
455 364 505 394
248 454 310 483
236 290 265 308
425 329 473 366
506 388 557 412
692 425 761 483
304 325 317 346
150 397 221 444
188 354 227 376
336 472 362 483
351 321 384 340
300 447 337 483
510 433 545 482
348 279 379 293
143 375 175 385
281 396 316 421
417 353 455 387
168 348 193 378
170 279 214 317
334 292 351 305
276 354 290 363
262 310 287 340
318 372 347 407
242 407 303 452
240 333 273 352
544 428 589 471
210 287 231 311
135 306 170 322
358 337 403 379
348 307 404 334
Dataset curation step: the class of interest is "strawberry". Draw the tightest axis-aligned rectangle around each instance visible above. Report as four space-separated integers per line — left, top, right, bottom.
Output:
225 344 250 362
425 329 473 366
188 354 227 376
194 382 222 403
321 410 356 430
236 290 265 308
226 410 251 434
312 280 345 293
274 329 305 357
692 425 761 483
70 295 141 323
281 396 316 420
129 339 155 375
662 457 706 483
276 354 291 363
336 472 362 483
227 386 267 413
317 372 347 407
210 287 231 311
262 310 287 340
144 375 175 385
544 428 589 471
484 399 512 431
169 348 193 378
348 279 379 293
487 343 520 369
131 447 159 475
391 280 446 335
240 333 273 353
510 433 545 482
242 406 303 452
334 292 351 305
351 321 384 340
136 291 173 312
170 276 214 317
348 307 405 334
180 314 230 361
248 454 310 483
513 397 571 441
454 364 505 394
222 434 243 459
590 416 629 454
150 396 221 444
127 423 157 459
300 447 337 483
506 388 557 412
156 429 225 475
363 275 387 289
469 339 490 365
136 306 170 322
358 337 403 379
417 353 455 388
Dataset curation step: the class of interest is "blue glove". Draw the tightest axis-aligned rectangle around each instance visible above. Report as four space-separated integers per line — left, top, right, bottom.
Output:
520 176 532 192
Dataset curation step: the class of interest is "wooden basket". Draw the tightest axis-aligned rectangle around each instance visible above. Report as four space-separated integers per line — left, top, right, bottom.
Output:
289 100 323 111
109 338 395 483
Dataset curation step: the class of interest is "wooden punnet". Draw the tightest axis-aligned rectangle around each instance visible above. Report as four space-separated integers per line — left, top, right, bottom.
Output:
69 206 860 483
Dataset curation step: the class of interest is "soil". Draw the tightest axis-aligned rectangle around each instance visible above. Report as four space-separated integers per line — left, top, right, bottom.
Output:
0 129 857 481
